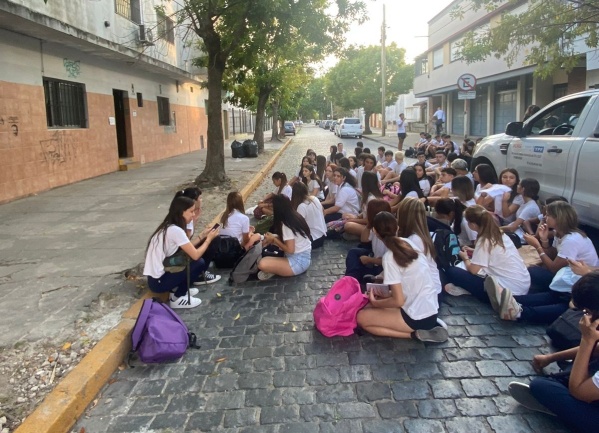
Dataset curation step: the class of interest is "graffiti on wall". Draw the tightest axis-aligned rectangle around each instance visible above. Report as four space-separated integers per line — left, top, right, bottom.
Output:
63 58 81 78
39 131 77 166
0 115 19 136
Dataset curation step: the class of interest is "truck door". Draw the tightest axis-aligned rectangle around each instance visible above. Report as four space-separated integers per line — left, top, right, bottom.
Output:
507 96 590 198
571 118 599 227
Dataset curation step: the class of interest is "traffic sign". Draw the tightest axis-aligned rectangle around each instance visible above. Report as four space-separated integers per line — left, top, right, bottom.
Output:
457 74 477 91
458 91 476 100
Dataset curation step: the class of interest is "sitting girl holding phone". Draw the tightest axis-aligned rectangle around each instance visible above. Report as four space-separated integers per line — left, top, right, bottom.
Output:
219 191 261 250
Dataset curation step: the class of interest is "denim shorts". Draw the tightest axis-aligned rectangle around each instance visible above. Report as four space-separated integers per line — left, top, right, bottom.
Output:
287 250 311 275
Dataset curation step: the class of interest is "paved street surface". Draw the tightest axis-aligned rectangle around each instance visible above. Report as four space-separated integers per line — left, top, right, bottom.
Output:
74 126 567 433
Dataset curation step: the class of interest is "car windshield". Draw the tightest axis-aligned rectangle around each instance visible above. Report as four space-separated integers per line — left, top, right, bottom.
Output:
344 119 360 124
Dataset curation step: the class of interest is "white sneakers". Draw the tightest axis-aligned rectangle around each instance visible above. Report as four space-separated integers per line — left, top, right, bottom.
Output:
257 271 274 281
169 294 202 309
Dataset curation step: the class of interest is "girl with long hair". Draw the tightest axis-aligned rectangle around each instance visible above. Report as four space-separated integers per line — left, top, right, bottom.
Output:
316 155 327 181
345 199 390 283
219 191 261 250
396 198 442 295
291 182 326 249
356 212 448 342
327 145 338 164
444 205 530 305
388 169 424 213
301 164 325 200
143 196 221 309
257 195 312 280
289 156 313 186
321 163 338 206
174 186 202 237
323 167 360 223
413 162 433 197
344 171 384 236
473 163 510 214
501 178 541 244
498 168 523 223
490 202 599 323
451 175 478 246
255 172 292 217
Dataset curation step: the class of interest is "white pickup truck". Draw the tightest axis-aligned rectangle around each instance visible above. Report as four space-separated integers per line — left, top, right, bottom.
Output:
472 89 599 228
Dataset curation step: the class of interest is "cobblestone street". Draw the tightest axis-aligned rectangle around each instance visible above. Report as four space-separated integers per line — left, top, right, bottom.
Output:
74 127 568 433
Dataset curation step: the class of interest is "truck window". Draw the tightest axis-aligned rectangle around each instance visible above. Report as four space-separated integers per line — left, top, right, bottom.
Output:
528 97 590 136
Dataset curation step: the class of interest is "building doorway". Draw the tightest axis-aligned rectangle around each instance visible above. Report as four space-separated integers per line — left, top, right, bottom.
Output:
113 89 131 158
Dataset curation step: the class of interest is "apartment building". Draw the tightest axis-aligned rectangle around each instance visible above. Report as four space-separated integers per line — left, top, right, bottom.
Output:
0 0 209 203
413 0 599 139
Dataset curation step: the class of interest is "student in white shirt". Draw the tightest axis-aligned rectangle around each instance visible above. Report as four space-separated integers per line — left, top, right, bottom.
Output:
396 113 407 151
473 163 511 215
356 154 378 190
143 196 221 309
337 142 347 157
498 168 524 224
427 167 456 206
321 164 338 205
444 205 530 305
257 195 312 280
376 146 386 165
291 182 327 249
219 191 261 250
356 211 448 342
174 187 202 237
344 171 384 237
301 164 325 200
323 167 360 223
426 150 449 178
413 163 433 197
501 178 541 244
381 151 407 183
451 176 478 246
388 168 425 213
289 156 313 186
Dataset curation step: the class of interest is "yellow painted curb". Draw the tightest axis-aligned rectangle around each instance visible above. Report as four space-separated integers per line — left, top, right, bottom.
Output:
15 136 294 433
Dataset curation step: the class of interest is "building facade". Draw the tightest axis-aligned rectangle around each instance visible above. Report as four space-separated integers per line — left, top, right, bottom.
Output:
413 0 599 139
0 0 210 203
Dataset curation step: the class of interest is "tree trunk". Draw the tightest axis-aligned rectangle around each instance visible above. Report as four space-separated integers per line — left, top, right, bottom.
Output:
195 52 228 186
253 89 270 152
270 101 281 142
363 111 373 134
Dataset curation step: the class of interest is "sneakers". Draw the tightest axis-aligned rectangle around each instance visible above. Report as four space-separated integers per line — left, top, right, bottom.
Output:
508 382 556 416
436 318 448 330
193 271 221 286
499 288 522 321
187 288 200 297
257 271 275 281
444 283 471 297
413 326 449 343
169 294 202 309
484 276 503 314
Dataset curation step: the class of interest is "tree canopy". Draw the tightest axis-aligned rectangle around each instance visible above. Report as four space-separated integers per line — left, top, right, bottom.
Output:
325 43 413 132
453 0 599 78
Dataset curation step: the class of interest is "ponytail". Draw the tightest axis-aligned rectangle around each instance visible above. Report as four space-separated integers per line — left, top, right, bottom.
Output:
373 212 418 267
465 205 504 252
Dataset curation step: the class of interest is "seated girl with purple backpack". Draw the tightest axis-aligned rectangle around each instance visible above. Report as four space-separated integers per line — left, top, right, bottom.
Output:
356 211 448 343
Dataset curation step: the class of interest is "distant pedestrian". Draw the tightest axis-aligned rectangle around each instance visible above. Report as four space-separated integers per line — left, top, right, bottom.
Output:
433 107 445 135
396 113 407 151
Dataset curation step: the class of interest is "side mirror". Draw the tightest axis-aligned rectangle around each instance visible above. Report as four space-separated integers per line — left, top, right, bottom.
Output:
505 122 524 137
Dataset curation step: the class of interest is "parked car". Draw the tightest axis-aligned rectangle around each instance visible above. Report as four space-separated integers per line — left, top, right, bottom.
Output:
323 120 332 129
472 89 599 228
329 121 337 132
284 121 296 135
337 117 363 138
315 120 321 126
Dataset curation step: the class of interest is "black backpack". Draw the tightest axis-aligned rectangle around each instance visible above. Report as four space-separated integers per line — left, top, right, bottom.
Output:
229 241 262 284
212 235 245 269
432 227 460 271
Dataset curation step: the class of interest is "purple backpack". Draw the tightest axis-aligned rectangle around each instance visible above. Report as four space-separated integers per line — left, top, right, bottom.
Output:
313 276 369 337
131 298 199 363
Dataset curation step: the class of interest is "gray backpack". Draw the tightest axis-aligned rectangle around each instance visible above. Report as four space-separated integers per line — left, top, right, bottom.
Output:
228 242 262 285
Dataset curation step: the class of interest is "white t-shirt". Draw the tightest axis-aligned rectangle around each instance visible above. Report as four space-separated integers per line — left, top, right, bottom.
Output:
376 154 385 164
386 160 397 171
553 232 599 266
369 229 388 258
404 190 419 199
419 178 431 196
282 223 311 254
471 234 530 295
393 161 407 176
514 200 541 242
297 197 327 240
307 179 324 200
382 238 439 320
219 209 250 243
459 198 478 246
186 221 195 236
397 118 406 133
407 234 442 294
335 184 361 215
349 168 357 178
143 225 190 279
475 184 511 216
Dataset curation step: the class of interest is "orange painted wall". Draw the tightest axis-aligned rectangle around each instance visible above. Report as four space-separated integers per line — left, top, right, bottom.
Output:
0 81 207 203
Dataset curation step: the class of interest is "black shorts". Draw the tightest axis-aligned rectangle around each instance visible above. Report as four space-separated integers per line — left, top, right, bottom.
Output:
397 133 407 139
401 308 438 330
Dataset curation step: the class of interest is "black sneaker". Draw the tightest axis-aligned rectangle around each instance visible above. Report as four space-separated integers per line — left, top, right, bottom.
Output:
193 271 222 286
413 326 449 343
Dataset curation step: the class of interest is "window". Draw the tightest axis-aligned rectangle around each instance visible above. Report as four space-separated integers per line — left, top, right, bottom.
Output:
157 12 175 44
529 97 590 136
157 96 170 125
415 57 428 76
115 0 141 24
450 38 463 62
433 48 443 69
43 77 87 128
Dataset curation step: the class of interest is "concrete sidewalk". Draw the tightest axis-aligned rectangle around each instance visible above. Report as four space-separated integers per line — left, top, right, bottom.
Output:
0 131 281 348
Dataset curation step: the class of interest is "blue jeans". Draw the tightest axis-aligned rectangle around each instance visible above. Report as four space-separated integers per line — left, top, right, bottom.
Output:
445 266 488 303
345 247 382 283
325 212 342 223
515 290 569 324
147 258 208 297
530 376 599 432
528 266 555 292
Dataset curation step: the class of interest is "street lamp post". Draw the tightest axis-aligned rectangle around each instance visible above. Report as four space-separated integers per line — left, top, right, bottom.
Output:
381 4 386 137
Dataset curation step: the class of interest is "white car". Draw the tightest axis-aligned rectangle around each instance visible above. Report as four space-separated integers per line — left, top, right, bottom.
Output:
337 117 363 138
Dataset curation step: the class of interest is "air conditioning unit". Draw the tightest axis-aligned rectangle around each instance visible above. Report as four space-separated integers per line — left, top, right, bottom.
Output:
138 24 147 42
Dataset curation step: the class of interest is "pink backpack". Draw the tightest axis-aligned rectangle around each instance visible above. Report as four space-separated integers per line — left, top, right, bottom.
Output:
313 276 369 337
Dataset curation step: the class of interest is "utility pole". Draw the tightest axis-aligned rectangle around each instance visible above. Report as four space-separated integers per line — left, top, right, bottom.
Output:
381 3 386 137
330 100 334 120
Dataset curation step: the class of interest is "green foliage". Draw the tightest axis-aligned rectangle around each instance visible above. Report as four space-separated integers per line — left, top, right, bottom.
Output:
325 43 414 114
453 0 599 78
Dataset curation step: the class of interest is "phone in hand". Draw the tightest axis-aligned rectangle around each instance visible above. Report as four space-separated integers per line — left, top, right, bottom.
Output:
212 223 220 231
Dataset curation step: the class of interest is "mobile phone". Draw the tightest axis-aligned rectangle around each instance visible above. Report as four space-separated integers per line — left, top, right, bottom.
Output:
212 223 220 230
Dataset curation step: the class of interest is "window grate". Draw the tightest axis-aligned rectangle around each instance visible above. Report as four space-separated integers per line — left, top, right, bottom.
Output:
43 78 87 128
157 96 170 126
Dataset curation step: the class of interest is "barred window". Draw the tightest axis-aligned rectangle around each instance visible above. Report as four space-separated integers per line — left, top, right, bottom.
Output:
115 0 141 24
157 96 170 126
43 78 88 128
157 12 175 44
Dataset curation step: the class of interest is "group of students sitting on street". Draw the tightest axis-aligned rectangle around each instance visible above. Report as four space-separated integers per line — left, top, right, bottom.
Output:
142 139 599 431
